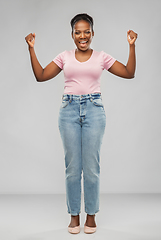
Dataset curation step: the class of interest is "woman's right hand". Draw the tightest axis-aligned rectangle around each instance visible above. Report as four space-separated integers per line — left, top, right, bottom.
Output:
25 33 35 48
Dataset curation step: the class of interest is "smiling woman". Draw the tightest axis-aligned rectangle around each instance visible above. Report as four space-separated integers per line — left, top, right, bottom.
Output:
71 14 94 52
25 12 138 235
72 20 94 60
70 14 94 62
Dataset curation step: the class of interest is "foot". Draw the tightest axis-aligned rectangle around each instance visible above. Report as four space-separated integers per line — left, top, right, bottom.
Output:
68 215 80 228
85 214 96 227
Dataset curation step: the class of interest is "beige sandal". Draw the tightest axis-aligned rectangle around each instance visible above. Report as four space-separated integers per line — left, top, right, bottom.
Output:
68 225 80 234
84 224 97 234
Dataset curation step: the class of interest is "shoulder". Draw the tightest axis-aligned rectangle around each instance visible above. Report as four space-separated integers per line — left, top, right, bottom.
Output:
96 50 112 57
93 49 110 58
93 50 116 70
96 50 116 62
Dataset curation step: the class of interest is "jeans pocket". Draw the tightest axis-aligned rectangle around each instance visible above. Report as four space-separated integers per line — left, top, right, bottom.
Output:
61 99 69 108
91 98 104 107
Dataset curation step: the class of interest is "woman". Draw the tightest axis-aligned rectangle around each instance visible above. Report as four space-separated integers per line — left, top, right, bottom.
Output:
25 13 137 234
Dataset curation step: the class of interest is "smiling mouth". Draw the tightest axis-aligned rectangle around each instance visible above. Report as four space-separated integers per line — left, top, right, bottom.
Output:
79 41 88 47
79 40 88 43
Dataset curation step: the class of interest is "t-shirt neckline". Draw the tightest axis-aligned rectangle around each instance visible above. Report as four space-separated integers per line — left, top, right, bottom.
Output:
74 49 94 63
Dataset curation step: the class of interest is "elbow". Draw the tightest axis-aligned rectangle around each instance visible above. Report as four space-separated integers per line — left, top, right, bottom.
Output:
125 67 135 79
35 69 44 82
36 75 44 82
36 77 42 82
128 74 135 79
126 70 135 79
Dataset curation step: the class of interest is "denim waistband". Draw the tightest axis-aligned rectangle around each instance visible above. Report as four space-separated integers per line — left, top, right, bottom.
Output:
62 92 102 101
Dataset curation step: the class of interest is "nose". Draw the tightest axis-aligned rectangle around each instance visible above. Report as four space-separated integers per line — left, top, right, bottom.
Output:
80 32 86 38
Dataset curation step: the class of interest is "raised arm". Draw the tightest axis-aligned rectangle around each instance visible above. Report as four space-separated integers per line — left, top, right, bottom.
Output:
108 30 138 79
25 33 62 82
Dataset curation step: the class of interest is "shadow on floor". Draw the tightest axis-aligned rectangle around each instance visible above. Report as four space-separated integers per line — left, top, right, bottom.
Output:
18 227 150 240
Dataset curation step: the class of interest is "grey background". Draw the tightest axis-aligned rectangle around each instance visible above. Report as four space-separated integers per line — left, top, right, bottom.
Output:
0 0 160 194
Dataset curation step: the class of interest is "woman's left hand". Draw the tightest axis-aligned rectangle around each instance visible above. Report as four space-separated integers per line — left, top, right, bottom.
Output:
127 30 138 45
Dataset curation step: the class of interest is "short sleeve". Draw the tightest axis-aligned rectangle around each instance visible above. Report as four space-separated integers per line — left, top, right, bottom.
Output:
102 51 116 70
53 51 66 69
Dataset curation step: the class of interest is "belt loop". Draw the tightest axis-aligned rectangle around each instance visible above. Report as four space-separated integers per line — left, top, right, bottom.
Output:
69 95 72 103
89 93 92 101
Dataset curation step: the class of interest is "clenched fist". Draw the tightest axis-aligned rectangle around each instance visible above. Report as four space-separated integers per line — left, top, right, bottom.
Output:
127 30 138 45
25 33 36 48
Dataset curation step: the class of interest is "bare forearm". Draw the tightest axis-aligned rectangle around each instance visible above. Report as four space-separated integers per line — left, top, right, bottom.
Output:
126 44 136 78
28 47 44 81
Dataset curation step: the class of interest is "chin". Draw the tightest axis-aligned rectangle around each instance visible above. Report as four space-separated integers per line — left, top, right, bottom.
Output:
77 46 90 52
80 48 88 51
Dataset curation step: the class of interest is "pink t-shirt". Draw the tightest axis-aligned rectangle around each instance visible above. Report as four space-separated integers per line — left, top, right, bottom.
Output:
53 49 116 95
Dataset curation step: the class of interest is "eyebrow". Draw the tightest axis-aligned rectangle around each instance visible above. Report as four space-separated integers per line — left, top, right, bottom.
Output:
74 29 91 31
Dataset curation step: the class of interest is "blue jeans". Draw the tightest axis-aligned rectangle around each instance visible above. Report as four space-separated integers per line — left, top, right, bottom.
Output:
58 93 106 216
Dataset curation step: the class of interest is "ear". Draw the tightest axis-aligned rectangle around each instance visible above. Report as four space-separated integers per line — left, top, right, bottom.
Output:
71 32 74 39
92 31 94 37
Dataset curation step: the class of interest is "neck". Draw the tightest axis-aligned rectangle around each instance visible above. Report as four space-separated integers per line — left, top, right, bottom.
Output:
76 48 92 54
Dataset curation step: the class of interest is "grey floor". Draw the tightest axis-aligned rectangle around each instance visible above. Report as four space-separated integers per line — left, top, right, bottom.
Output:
0 194 161 240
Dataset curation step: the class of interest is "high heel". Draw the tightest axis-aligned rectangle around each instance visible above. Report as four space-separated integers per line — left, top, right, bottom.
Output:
68 225 80 234
84 224 97 234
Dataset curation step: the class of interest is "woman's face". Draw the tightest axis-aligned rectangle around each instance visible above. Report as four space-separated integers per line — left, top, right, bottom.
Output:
72 20 94 52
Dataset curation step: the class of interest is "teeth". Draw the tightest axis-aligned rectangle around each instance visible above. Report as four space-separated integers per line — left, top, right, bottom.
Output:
80 41 87 43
